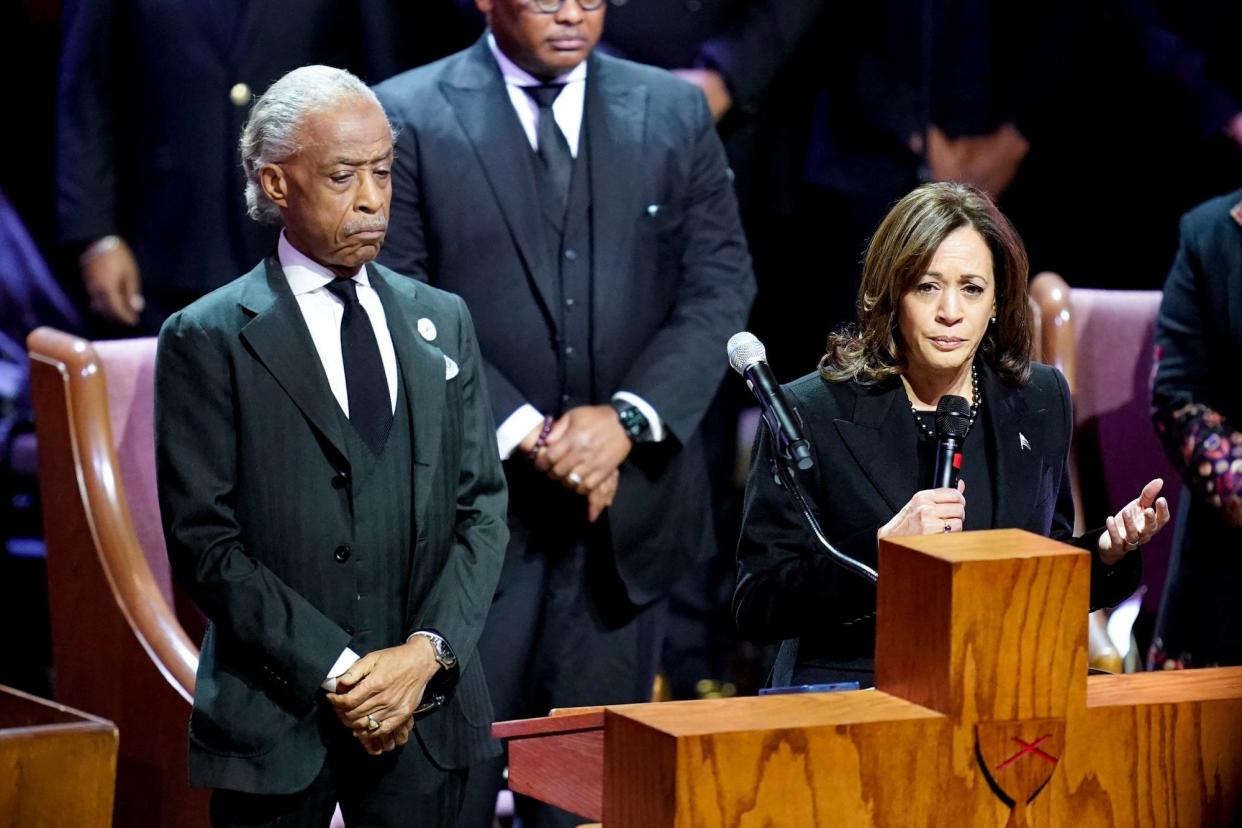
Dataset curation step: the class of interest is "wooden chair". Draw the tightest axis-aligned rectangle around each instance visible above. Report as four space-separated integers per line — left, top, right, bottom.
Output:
27 327 207 826
1030 274 1183 671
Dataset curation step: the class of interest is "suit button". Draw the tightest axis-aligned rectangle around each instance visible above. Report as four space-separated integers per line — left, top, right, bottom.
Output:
564 249 577 261
229 82 252 107
565 297 575 308
334 544 351 563
565 346 576 358
561 393 570 405
332 471 349 489
343 625 355 636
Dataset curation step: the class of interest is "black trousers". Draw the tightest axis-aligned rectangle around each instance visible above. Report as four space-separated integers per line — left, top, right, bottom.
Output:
458 525 666 828
209 706 468 828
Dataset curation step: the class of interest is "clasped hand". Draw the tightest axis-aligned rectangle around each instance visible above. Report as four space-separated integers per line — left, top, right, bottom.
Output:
878 480 967 540
527 405 631 522
326 637 439 756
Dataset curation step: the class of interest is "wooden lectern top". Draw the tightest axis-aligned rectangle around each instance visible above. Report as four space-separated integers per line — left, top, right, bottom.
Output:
607 690 939 737
893 527 1087 562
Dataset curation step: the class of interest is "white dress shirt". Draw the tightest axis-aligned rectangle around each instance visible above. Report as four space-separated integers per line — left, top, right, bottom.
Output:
485 35 666 458
280 232 398 417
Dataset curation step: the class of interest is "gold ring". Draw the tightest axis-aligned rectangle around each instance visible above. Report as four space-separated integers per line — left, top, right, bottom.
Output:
365 715 380 732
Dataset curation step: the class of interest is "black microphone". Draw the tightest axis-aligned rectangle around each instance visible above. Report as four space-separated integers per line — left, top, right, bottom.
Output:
931 394 971 489
727 332 813 470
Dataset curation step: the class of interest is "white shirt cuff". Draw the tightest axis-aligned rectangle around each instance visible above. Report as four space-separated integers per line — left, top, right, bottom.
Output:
321 647 360 692
612 391 665 442
497 404 545 460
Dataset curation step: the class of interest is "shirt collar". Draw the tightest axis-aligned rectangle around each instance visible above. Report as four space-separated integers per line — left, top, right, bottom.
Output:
278 231 369 296
487 31 588 88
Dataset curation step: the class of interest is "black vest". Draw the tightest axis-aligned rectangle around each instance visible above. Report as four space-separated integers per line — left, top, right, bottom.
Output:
327 371 416 654
534 122 595 414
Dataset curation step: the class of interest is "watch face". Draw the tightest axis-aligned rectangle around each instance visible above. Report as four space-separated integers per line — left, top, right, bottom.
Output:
436 640 457 669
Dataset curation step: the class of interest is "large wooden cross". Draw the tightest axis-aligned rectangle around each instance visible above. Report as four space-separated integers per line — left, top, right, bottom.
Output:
495 529 1242 826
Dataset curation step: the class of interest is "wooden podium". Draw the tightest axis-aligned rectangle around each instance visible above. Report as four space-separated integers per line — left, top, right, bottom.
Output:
494 529 1242 826
0 684 118 827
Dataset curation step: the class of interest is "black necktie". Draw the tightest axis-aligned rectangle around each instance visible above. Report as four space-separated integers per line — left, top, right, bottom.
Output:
523 84 573 215
325 278 392 454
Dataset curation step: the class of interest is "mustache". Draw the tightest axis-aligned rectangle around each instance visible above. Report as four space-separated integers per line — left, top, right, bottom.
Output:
343 217 388 236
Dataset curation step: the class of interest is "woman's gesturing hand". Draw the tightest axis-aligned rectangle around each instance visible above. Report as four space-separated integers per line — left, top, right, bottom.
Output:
1098 478 1172 565
878 480 967 541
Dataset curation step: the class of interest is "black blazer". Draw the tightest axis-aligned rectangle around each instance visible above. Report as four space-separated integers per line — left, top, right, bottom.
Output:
156 260 508 793
735 362 1142 684
1151 189 1242 667
374 38 756 604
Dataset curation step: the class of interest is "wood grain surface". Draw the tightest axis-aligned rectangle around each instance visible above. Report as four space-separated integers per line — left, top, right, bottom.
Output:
0 685 117 828
498 531 1242 827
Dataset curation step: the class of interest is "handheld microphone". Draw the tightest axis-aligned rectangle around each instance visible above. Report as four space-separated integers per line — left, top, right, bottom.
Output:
727 332 813 470
931 394 971 489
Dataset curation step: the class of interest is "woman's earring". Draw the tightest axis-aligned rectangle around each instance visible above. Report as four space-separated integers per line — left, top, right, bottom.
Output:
990 315 997 324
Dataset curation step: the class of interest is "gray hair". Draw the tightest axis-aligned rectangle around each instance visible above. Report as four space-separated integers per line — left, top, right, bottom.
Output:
239 65 391 225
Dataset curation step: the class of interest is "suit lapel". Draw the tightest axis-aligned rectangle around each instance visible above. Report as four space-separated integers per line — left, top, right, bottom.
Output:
368 267 445 525
441 39 559 330
238 257 351 466
586 54 647 316
832 379 919 514
983 365 1043 529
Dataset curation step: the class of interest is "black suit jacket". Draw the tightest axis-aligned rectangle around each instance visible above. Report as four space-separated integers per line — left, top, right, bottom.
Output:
55 0 434 294
374 38 755 604
156 259 508 793
1151 189 1242 666
735 362 1142 682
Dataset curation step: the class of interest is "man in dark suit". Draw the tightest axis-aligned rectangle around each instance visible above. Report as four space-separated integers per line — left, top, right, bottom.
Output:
56 0 474 333
374 1 755 823
156 66 508 826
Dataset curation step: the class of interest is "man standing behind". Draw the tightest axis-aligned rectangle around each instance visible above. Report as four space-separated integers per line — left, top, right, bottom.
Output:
375 2 755 824
156 66 507 826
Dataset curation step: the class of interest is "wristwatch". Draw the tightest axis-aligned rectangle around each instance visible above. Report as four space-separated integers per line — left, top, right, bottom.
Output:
409 630 457 672
610 400 651 443
408 630 459 717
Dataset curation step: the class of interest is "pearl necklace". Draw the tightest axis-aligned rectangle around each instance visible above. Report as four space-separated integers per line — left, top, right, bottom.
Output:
909 362 980 440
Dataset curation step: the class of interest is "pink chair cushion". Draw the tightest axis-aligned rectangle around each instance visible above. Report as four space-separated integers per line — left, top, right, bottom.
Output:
93 337 172 605
1070 289 1181 610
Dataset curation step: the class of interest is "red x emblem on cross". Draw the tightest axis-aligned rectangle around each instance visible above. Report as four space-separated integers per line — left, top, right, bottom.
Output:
995 734 1058 771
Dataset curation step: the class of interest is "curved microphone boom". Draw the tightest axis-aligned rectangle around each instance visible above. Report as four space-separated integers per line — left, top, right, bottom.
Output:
727 332 877 584
727 332 813 470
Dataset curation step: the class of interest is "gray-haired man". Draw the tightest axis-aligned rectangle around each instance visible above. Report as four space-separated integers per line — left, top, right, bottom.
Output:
155 65 508 826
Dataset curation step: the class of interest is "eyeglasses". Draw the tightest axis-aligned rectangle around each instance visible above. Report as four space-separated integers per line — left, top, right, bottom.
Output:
530 0 606 12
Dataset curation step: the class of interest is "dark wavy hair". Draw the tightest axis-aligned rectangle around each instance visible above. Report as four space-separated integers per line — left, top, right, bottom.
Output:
819 182 1032 386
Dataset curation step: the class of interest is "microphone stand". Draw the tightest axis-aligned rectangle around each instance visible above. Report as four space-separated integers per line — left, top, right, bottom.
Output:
766 424 878 585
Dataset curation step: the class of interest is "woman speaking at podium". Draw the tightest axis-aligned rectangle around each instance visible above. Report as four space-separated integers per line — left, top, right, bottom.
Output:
734 182 1171 688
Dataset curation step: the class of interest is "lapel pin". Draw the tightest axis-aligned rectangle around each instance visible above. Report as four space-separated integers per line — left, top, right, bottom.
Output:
646 204 660 217
417 317 437 341
1019 432 1031 451
444 355 459 381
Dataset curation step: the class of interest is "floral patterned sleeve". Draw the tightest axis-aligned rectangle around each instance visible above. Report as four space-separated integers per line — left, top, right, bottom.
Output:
1153 393 1242 527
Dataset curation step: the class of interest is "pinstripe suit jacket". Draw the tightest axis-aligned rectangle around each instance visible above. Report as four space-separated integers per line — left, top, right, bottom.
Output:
155 257 508 793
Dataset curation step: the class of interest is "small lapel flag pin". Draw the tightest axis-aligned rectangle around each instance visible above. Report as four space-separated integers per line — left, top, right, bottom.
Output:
1019 432 1031 451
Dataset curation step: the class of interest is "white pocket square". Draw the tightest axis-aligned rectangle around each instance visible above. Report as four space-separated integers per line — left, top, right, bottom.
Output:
444 355 459 380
